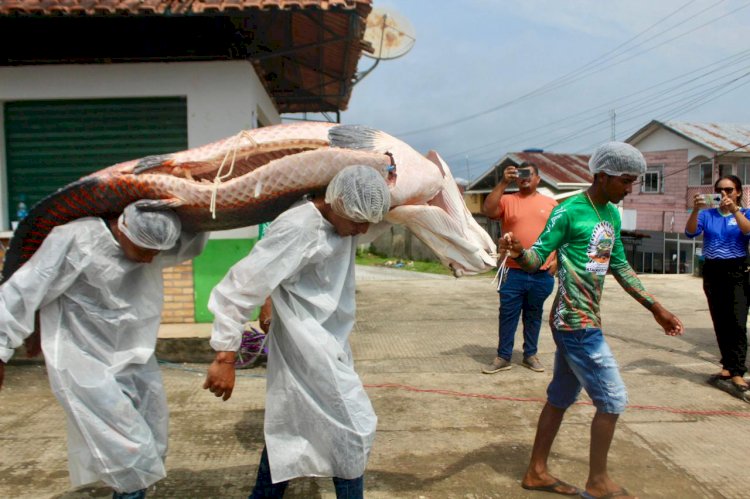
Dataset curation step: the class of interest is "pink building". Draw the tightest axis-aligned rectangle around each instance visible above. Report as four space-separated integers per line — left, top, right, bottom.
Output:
625 120 750 274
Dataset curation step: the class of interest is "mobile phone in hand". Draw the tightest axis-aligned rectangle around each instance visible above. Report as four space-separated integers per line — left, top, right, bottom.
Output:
517 169 531 179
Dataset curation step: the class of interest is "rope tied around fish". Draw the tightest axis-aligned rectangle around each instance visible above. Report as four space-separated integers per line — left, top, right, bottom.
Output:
210 130 259 219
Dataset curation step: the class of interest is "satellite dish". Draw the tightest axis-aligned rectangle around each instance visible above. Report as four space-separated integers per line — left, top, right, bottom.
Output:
354 7 416 84
363 7 416 60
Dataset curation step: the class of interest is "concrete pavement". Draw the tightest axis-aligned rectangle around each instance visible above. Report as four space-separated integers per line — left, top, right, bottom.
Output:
1 268 749 498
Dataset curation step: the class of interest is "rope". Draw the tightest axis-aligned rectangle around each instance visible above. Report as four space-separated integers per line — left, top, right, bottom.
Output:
491 233 513 290
209 130 259 219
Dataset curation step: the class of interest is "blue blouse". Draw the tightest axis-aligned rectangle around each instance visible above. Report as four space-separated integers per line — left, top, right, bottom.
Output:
685 207 750 259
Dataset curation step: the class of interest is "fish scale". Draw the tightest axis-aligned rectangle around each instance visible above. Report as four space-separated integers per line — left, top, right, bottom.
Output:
2 123 497 283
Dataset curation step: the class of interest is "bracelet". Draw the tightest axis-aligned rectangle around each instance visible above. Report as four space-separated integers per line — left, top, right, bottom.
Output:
215 359 236 365
513 248 526 260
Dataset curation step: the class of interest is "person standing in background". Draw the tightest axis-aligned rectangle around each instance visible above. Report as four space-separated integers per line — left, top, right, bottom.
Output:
482 161 557 374
685 174 750 394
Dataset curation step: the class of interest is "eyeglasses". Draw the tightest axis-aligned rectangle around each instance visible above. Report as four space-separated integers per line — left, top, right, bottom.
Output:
714 187 735 194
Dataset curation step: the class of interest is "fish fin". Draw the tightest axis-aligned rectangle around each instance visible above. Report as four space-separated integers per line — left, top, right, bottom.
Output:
134 154 173 174
132 198 185 211
425 150 448 177
329 125 383 151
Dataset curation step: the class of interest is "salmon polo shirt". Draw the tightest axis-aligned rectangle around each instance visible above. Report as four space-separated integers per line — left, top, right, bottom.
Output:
498 192 558 270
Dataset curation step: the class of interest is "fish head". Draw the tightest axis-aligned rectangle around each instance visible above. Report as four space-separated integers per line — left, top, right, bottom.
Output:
384 150 497 276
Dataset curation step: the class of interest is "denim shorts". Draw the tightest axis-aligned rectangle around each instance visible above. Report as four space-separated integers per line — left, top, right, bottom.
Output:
547 328 628 414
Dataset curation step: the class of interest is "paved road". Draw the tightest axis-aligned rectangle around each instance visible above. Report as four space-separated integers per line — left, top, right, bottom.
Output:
1 269 749 498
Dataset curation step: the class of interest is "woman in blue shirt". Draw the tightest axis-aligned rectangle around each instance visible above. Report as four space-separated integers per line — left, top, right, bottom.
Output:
686 175 750 393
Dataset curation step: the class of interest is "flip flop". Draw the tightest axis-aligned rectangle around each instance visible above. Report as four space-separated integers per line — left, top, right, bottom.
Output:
521 479 581 496
580 488 630 499
731 380 749 392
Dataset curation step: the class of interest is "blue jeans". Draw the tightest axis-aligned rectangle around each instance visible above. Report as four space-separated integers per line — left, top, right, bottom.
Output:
547 328 628 414
497 268 554 360
249 447 364 499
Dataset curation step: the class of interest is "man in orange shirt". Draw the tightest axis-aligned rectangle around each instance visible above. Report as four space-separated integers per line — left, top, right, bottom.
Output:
482 162 557 374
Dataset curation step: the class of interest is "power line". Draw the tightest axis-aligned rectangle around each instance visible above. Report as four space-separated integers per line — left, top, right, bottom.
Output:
395 0 737 138
444 48 750 162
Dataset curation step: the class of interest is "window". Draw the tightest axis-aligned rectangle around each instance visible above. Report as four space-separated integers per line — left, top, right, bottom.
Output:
719 163 733 178
738 159 750 185
641 165 663 193
688 162 713 186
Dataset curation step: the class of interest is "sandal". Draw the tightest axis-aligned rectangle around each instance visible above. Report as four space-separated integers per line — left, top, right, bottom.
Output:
731 380 749 392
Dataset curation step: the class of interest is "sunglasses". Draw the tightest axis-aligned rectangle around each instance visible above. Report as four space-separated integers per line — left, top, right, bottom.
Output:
714 187 735 194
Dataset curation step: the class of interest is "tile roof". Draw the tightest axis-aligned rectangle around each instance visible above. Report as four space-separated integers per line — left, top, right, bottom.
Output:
0 0 366 16
467 151 592 193
0 0 372 114
628 120 750 154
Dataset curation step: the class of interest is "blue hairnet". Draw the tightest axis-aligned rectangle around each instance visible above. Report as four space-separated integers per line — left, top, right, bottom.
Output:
117 202 181 250
589 142 647 176
325 165 391 223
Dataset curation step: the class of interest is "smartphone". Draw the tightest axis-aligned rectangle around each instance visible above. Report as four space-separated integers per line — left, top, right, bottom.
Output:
703 194 722 206
517 168 531 179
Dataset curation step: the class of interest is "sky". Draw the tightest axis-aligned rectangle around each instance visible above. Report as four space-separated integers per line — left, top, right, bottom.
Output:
325 0 750 183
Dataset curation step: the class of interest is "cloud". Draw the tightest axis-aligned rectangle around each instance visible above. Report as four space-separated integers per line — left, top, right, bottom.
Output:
337 0 750 180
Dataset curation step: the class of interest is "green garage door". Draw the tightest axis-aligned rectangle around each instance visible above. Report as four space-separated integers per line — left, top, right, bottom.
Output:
4 97 188 218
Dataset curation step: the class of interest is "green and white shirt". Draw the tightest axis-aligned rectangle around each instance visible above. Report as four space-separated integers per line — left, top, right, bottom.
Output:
517 193 655 331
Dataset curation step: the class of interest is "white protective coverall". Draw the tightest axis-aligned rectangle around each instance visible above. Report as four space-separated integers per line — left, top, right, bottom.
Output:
0 218 206 492
209 200 377 483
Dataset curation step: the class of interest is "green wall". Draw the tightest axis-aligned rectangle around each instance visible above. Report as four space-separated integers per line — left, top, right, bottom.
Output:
193 238 259 323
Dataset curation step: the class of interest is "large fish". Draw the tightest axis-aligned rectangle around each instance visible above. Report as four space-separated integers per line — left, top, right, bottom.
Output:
2 123 496 281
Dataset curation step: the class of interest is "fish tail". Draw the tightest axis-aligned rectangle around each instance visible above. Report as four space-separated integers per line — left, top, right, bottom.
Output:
1 176 137 283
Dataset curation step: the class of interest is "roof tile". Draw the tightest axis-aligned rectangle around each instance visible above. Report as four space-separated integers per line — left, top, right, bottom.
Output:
0 0 365 16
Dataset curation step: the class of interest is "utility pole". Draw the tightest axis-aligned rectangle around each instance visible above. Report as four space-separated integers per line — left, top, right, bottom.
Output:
610 109 616 141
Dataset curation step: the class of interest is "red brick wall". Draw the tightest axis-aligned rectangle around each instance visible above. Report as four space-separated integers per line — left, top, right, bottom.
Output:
162 261 196 324
623 149 690 232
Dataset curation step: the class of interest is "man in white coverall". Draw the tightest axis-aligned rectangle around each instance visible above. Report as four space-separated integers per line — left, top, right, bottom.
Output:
203 165 391 499
0 202 207 499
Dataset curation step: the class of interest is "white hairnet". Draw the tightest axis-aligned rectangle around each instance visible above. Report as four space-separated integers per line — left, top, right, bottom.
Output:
589 142 647 176
117 202 181 250
325 165 391 223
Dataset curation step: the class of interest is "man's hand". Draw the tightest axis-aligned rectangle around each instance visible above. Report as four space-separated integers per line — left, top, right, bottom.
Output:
259 297 272 334
546 258 558 276
651 303 684 336
502 166 518 184
23 312 43 358
203 351 236 401
498 232 523 259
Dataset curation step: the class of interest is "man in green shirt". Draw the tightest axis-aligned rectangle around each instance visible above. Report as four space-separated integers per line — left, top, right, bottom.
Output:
500 142 683 499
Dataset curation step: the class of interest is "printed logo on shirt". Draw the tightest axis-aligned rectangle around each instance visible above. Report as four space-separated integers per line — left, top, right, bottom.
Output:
729 218 738 226
585 221 614 275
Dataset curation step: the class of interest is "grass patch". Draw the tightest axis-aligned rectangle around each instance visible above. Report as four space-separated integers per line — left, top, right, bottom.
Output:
355 252 455 275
